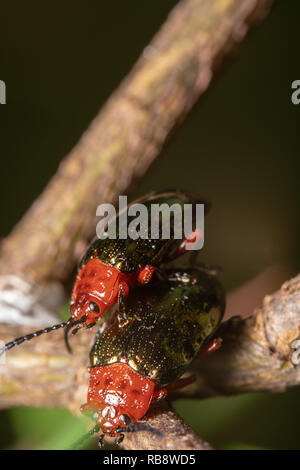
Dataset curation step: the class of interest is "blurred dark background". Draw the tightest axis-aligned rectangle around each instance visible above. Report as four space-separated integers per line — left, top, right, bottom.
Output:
0 0 299 449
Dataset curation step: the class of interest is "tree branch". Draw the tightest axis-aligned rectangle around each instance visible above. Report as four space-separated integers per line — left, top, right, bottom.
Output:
120 401 213 450
1 272 299 449
179 273 300 398
2 274 299 403
0 323 211 450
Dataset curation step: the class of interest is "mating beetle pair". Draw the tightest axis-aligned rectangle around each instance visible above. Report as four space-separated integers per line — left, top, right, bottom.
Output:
1 190 224 448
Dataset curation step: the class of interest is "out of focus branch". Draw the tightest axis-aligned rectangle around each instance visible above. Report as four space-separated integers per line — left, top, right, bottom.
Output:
0 0 273 325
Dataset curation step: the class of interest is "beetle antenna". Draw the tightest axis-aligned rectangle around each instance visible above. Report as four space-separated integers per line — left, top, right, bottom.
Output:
71 320 95 337
117 423 162 436
69 423 100 450
64 316 87 355
0 319 71 357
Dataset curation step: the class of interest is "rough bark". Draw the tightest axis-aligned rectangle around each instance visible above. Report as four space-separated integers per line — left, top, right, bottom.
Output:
1 272 300 449
187 273 300 397
120 401 213 450
0 323 211 450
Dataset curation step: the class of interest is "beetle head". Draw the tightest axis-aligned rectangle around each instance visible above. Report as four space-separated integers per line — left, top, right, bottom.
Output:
70 258 122 326
81 401 132 436
70 295 103 325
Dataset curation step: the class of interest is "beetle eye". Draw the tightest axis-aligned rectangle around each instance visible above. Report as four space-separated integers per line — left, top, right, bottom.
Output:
120 414 131 425
89 301 100 314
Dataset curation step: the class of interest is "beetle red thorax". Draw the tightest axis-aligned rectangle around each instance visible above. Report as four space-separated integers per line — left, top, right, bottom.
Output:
70 258 137 325
81 363 155 435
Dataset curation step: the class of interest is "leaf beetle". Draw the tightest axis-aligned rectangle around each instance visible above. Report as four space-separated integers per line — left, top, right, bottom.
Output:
0 190 208 355
81 267 225 447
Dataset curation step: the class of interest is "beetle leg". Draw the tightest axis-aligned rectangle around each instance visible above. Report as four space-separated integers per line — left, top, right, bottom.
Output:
117 282 129 326
197 337 222 358
137 265 156 285
150 377 196 404
169 229 203 260
151 376 196 404
190 260 222 275
187 250 198 266
166 375 196 393
117 292 127 326
151 387 168 403
115 433 125 446
98 434 105 448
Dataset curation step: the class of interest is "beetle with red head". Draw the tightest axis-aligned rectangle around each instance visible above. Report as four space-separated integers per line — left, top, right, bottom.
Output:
81 267 225 447
0 190 208 356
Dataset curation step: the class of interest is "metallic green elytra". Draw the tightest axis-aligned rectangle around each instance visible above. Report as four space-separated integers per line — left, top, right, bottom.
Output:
90 268 225 386
80 190 209 273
